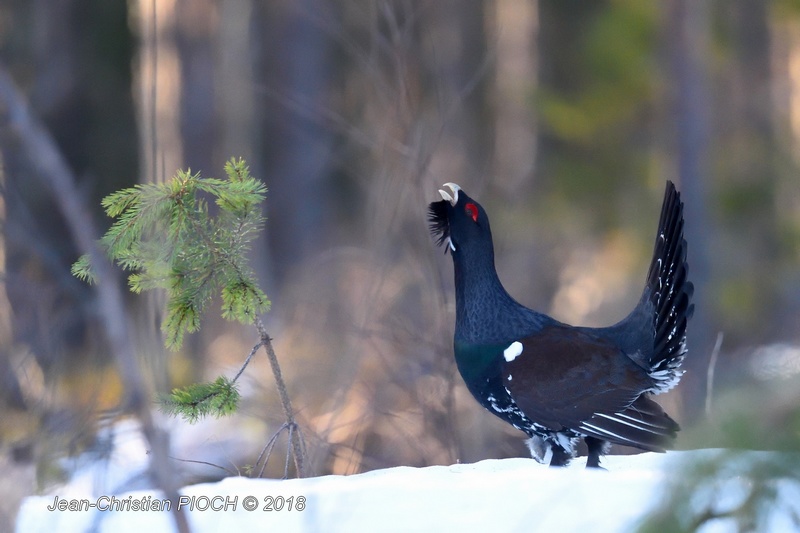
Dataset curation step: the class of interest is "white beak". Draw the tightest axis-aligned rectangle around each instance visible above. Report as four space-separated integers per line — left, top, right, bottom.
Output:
438 183 461 206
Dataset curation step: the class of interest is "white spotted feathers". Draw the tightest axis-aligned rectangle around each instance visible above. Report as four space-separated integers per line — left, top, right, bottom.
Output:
503 341 523 362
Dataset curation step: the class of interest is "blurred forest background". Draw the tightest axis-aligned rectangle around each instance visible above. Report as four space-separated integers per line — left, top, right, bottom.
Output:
1 0 800 526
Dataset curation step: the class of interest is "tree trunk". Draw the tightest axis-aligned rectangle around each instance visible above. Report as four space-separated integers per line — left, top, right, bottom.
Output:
667 0 713 420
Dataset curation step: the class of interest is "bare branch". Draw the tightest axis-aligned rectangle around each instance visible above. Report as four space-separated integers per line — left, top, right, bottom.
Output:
254 316 306 477
0 65 190 533
705 332 724 419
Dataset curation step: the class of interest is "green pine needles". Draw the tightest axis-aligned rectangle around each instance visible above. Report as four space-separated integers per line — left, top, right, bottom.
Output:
71 158 270 349
159 376 241 423
73 159 305 475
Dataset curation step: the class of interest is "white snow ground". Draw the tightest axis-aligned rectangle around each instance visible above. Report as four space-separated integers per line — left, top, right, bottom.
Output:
19 447 800 533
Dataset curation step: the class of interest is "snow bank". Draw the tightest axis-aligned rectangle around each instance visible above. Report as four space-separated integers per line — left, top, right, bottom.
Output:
17 452 674 533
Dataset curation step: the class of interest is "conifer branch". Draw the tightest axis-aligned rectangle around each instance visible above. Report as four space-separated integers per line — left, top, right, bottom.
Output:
73 158 269 350
159 377 241 423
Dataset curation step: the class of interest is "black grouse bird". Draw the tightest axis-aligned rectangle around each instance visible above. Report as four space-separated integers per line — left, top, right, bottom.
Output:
429 181 693 468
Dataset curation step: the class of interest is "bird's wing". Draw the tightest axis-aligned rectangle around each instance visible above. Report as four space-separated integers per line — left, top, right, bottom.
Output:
501 324 677 451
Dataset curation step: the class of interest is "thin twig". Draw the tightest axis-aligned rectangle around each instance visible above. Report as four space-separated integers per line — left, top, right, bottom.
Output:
705 332 724 419
168 455 238 477
283 424 294 478
254 428 281 478
233 340 263 383
254 422 294 478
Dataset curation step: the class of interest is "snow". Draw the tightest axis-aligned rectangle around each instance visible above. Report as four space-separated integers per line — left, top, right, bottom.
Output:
15 444 799 533
13 451 679 533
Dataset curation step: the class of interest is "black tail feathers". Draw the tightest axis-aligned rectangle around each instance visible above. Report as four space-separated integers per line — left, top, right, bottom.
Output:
644 181 694 391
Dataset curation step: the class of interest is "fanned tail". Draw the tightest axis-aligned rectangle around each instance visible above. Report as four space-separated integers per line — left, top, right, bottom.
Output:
643 181 694 392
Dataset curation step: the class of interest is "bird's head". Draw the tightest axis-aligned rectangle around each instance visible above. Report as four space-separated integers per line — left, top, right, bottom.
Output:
428 183 494 257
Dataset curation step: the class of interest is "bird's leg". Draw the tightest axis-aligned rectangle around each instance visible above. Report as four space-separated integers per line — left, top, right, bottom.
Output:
547 445 573 467
584 437 608 469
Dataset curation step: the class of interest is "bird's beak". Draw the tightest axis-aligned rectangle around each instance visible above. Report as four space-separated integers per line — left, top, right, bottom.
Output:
438 183 460 206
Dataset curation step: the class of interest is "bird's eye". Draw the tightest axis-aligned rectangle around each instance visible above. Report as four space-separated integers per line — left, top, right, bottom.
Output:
465 203 479 223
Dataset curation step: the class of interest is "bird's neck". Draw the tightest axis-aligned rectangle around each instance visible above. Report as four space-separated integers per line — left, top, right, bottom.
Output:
453 248 544 344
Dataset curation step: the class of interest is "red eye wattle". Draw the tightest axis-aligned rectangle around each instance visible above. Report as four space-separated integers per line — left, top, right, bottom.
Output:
465 203 479 223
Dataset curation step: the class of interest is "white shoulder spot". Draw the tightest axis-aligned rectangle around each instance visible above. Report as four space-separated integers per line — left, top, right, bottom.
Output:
503 341 523 362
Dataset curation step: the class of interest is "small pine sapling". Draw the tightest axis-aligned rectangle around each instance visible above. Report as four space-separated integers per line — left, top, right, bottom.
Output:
72 158 305 477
